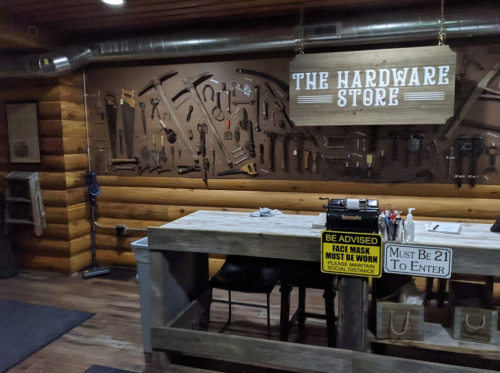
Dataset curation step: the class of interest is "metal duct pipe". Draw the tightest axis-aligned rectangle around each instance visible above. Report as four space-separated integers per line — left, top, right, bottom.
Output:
0 6 499 78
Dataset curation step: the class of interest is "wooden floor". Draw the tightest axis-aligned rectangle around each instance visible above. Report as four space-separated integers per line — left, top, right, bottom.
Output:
1 270 500 373
0 270 331 373
0 270 146 373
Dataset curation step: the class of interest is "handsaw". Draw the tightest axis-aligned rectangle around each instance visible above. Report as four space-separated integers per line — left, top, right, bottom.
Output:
121 89 136 159
217 162 258 177
105 93 118 158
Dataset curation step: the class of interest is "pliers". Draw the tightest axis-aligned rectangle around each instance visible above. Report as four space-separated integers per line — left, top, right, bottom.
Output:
178 165 201 175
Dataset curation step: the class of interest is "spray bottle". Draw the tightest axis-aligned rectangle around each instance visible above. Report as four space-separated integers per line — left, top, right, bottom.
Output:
405 208 415 242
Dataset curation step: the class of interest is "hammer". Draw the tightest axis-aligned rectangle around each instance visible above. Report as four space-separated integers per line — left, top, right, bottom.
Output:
172 71 233 167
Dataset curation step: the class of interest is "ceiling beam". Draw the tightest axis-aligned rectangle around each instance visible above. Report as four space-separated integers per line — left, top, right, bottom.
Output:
0 10 61 52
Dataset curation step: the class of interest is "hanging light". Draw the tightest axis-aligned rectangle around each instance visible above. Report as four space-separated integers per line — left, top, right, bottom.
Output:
102 0 125 5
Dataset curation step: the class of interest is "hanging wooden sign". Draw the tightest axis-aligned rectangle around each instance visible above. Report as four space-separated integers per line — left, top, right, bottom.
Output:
289 46 456 126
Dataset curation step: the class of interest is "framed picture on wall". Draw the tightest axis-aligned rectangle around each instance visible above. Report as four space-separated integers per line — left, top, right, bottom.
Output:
6 102 41 163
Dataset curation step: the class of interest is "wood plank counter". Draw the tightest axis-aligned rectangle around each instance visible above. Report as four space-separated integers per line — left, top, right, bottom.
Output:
149 210 500 275
147 211 500 373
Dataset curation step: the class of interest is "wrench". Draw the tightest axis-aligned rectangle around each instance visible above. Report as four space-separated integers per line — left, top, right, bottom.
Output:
158 168 172 174
263 99 268 121
227 90 231 113
254 85 261 132
233 100 255 106
235 156 250 165
186 105 193 122
234 152 245 159
115 166 136 171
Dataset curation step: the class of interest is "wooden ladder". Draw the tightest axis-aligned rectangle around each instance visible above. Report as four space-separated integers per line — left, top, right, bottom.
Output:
4 172 46 236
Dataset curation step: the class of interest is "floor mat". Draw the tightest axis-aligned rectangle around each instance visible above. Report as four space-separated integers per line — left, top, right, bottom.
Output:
83 366 138 373
0 299 94 373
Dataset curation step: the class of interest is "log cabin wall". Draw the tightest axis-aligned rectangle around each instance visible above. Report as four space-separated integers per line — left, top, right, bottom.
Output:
0 75 91 274
83 44 500 274
95 177 499 274
83 47 500 273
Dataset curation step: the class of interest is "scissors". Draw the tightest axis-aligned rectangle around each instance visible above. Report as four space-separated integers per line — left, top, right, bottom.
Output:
197 123 208 157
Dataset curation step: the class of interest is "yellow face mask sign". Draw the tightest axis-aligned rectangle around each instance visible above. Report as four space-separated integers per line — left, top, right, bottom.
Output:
321 230 383 278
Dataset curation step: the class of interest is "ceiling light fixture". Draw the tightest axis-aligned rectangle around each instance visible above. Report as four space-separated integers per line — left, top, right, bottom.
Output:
102 0 125 5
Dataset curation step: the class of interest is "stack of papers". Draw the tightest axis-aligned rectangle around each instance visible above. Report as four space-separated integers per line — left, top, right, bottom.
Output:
312 213 327 229
427 222 462 235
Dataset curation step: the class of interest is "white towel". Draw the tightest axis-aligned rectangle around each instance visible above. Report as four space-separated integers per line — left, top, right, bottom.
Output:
250 207 283 217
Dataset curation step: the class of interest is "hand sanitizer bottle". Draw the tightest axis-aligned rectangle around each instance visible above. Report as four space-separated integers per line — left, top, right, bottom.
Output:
405 208 415 242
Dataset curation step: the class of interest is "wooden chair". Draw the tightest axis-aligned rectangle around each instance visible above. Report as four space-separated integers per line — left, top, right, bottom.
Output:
208 255 280 338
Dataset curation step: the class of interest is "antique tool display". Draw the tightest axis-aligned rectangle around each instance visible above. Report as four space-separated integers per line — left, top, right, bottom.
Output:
121 89 136 159
87 56 499 187
139 70 199 164
172 71 232 166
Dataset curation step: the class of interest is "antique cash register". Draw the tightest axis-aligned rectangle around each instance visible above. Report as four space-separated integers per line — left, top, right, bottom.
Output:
323 198 380 233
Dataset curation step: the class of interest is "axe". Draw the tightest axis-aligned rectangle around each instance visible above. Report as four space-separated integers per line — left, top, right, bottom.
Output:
139 70 199 164
172 71 233 167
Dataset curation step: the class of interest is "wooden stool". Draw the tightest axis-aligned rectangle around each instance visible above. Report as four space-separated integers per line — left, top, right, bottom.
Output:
279 261 337 347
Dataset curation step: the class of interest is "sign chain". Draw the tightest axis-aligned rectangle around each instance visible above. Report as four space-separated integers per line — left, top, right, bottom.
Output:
438 0 446 46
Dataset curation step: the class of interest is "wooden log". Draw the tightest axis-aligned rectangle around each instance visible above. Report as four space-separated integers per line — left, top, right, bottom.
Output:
15 248 90 275
97 202 318 221
42 154 88 172
15 254 72 275
95 217 165 237
42 187 87 207
40 137 87 155
39 119 86 138
70 250 92 273
45 203 88 223
96 176 500 199
96 234 139 251
38 102 85 121
57 74 84 88
99 187 500 220
96 249 136 268
11 234 90 258
41 85 84 105
10 219 89 240
0 85 83 105
39 171 86 190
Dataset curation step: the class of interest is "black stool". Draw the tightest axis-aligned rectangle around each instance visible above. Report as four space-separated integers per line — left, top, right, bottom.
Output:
279 260 337 347
208 255 280 338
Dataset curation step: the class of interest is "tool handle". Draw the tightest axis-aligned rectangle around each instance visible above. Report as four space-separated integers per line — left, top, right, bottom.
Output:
121 89 135 108
152 136 156 149
226 119 230 130
304 150 310 170
312 152 317 172
217 169 244 177
161 135 165 148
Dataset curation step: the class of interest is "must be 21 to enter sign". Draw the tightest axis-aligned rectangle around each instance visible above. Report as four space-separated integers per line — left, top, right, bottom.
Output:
384 244 453 279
